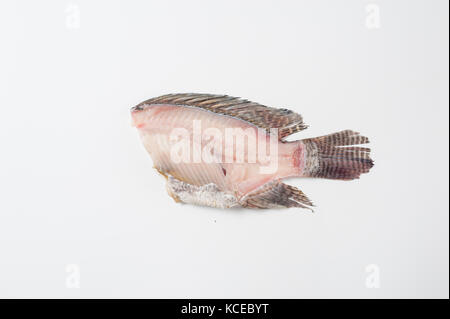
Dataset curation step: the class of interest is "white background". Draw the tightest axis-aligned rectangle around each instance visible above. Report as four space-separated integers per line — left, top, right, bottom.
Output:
0 0 448 298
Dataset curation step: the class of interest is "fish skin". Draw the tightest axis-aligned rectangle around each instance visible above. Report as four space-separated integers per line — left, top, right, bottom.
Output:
131 93 373 210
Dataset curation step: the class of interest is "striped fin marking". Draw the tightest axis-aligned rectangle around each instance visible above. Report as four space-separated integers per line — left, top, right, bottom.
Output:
240 179 314 210
302 130 374 180
135 93 308 140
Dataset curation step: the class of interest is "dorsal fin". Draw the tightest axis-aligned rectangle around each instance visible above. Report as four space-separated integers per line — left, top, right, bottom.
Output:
135 93 307 140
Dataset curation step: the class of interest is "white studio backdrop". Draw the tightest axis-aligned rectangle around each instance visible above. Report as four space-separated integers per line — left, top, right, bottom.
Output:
0 0 448 298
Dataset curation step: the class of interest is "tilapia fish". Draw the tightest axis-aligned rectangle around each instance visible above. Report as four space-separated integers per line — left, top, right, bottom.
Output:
131 93 373 210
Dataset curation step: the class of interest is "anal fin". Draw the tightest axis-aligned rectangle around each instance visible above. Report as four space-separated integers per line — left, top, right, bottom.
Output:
240 180 314 211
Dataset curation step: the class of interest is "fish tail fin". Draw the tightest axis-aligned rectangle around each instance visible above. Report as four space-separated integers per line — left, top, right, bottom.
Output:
301 130 374 180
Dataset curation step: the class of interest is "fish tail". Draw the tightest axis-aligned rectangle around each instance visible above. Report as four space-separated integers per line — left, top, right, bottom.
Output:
301 130 374 180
